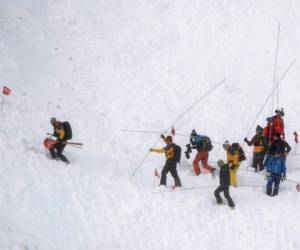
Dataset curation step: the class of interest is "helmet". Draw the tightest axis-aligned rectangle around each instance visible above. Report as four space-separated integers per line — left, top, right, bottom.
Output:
275 108 284 116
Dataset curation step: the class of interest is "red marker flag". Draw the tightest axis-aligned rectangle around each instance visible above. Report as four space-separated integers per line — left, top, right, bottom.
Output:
3 86 11 95
154 168 160 178
171 125 176 136
293 131 298 143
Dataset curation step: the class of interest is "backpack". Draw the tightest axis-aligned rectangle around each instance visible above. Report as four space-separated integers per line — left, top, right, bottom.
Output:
201 136 213 151
62 121 72 140
173 144 182 163
231 143 246 162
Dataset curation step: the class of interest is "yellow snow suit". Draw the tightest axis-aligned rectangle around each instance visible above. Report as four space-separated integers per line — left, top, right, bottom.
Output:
226 149 241 187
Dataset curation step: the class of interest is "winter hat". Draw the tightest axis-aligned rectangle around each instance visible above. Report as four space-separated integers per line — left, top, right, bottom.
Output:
223 140 230 150
165 136 173 142
191 129 197 137
217 159 225 168
266 117 273 123
50 117 57 125
256 125 263 133
275 108 284 116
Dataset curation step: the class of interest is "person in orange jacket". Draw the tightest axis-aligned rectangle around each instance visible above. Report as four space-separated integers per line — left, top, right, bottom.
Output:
263 117 277 145
272 108 285 139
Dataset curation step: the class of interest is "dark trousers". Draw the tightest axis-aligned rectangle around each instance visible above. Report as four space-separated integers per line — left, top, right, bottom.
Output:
214 185 235 207
160 161 181 187
252 153 265 171
266 173 281 196
49 141 69 163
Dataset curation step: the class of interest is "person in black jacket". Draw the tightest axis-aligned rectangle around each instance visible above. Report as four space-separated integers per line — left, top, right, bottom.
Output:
244 125 268 172
49 117 70 164
214 159 235 208
150 135 182 188
268 132 291 157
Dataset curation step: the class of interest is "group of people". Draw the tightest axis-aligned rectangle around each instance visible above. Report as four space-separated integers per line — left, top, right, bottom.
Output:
149 108 291 208
47 109 291 208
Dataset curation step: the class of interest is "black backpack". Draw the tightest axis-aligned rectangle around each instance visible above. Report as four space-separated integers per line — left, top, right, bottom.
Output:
62 121 72 140
201 136 213 151
231 143 246 162
173 144 182 163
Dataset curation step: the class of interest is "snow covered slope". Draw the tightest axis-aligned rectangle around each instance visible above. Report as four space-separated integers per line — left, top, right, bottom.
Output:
1 0 300 249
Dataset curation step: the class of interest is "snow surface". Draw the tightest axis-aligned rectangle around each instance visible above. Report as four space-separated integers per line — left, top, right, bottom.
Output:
1 0 300 249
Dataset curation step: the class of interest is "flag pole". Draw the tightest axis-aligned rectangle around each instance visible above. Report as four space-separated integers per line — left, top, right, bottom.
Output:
1 92 4 111
153 169 156 190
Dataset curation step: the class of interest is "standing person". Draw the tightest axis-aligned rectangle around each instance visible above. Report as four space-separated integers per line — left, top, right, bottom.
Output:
223 141 246 187
266 132 291 196
214 159 235 208
49 117 72 164
244 125 268 172
263 117 277 168
150 135 182 188
272 108 285 139
263 117 276 145
185 130 215 176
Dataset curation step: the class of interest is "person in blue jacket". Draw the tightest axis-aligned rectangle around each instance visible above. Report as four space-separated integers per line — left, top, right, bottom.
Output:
266 132 291 196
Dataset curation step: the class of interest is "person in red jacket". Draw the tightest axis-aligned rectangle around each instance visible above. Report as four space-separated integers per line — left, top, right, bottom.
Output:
272 108 285 139
263 117 276 145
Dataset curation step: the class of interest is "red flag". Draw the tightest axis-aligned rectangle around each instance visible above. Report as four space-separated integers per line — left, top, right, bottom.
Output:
171 125 176 136
154 168 160 178
2 86 11 95
293 131 298 143
43 138 58 149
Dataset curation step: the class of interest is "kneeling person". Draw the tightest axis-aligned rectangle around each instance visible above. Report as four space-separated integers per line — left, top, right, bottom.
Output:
49 117 72 164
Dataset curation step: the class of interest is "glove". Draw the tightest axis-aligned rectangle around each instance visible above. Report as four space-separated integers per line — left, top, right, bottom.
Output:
160 134 165 139
244 138 248 143
149 148 153 152
281 176 286 182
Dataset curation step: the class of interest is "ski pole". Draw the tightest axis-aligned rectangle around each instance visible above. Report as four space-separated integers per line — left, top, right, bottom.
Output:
121 129 225 145
238 165 299 185
245 58 296 139
271 22 280 115
65 142 83 146
153 184 264 194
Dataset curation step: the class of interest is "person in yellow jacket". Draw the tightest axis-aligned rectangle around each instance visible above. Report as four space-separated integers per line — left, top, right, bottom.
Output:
223 141 245 187
49 117 70 164
150 135 182 188
244 125 268 172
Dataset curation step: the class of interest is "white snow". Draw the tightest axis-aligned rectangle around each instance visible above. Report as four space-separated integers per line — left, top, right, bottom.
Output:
1 0 300 249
